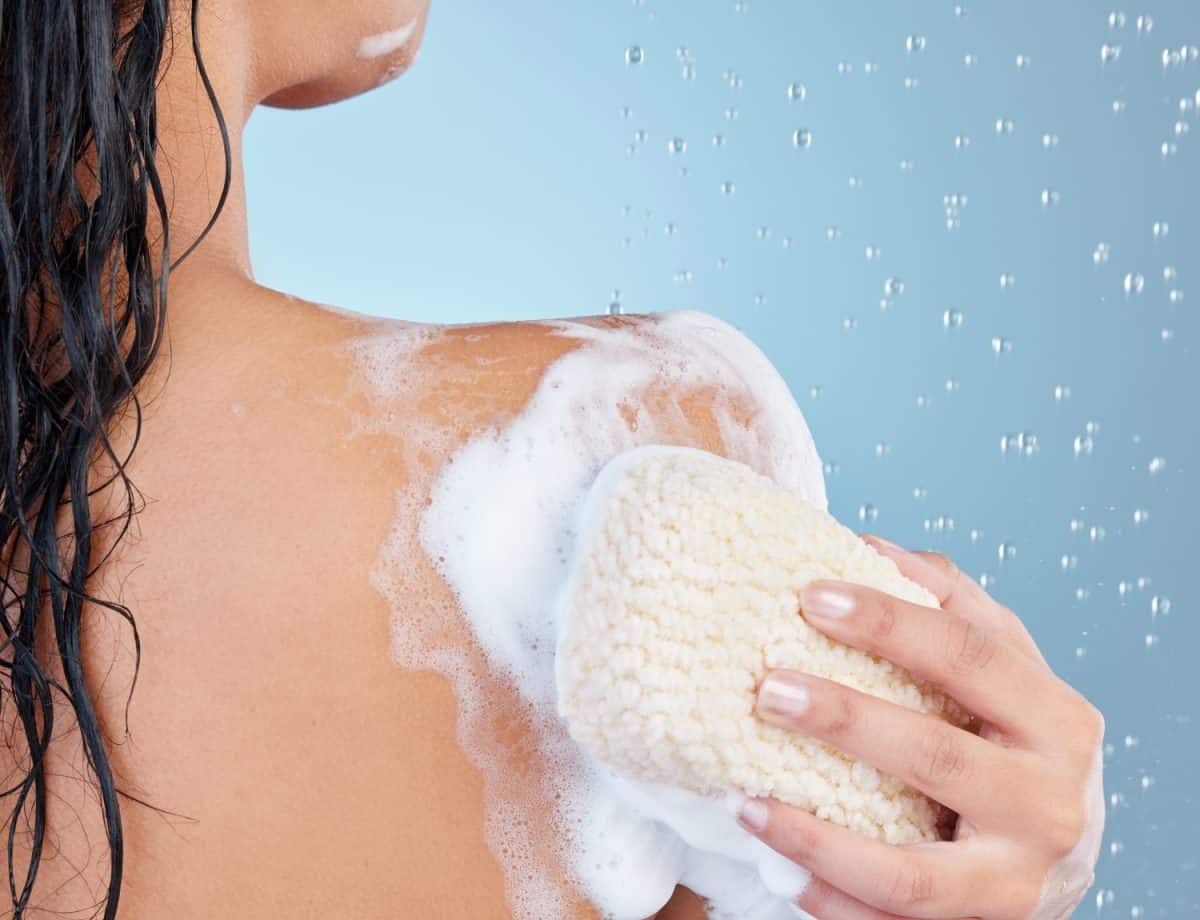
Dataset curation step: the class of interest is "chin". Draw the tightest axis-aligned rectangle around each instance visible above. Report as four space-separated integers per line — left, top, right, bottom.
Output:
262 8 427 109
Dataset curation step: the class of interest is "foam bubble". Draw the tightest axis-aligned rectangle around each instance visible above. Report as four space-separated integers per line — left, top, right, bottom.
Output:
359 312 824 917
357 20 418 61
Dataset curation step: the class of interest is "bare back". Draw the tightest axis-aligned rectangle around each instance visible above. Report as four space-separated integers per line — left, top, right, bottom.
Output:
11 276 773 918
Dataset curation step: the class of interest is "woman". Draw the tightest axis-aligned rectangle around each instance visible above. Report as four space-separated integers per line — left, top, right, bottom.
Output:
0 0 1103 918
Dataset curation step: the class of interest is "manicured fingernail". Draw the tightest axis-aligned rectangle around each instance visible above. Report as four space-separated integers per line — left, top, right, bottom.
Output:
801 583 856 618
724 791 769 833
863 533 903 554
757 672 811 719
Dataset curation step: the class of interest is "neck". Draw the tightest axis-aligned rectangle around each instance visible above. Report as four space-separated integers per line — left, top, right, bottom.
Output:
156 2 254 284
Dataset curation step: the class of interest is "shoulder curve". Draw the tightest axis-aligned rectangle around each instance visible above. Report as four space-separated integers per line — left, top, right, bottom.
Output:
563 310 828 509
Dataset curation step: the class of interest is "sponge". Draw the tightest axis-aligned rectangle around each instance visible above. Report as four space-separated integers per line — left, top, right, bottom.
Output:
555 446 970 844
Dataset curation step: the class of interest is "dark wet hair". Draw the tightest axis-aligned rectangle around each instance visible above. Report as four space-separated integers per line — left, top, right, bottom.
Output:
0 0 228 915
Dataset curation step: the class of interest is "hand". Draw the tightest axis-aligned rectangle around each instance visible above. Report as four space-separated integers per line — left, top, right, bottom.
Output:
731 535 1106 920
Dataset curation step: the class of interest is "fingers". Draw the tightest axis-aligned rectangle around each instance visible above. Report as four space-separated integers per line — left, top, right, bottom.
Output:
795 875 914 920
755 670 1036 832
799 580 1071 745
733 797 996 918
861 535 1042 661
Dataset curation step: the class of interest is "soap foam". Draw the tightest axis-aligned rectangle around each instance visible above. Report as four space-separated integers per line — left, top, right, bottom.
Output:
360 312 825 918
357 20 418 61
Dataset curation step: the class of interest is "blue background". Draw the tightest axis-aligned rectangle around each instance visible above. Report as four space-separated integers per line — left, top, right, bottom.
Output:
245 2 1198 915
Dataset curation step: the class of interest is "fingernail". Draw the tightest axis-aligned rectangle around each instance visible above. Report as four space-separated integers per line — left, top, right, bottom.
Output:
801 583 856 619
863 533 903 555
724 791 769 833
757 672 811 719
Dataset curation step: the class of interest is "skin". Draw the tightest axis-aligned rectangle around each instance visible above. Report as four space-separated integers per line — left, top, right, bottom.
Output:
1 0 1103 917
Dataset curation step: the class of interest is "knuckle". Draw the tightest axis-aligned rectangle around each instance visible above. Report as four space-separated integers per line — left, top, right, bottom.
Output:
1042 801 1086 857
884 859 937 912
941 618 997 677
868 592 900 645
819 688 858 740
1081 702 1106 746
780 818 822 865
914 724 971 788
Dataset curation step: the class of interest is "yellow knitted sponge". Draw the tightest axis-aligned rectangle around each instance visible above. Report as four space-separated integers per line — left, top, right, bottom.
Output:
555 446 970 844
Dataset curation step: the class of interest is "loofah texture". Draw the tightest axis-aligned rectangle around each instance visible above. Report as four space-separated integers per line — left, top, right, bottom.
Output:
556 445 972 844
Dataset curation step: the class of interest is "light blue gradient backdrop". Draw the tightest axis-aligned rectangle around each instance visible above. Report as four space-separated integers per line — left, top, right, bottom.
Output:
245 2 1198 915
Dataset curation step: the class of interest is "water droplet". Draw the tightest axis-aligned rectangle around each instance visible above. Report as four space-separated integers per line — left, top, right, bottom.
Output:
681 63 697 80
954 133 971 150
1100 43 1122 63
793 128 813 149
724 107 739 120
1110 840 1124 857
999 273 1016 289
823 460 840 476
980 573 995 589
1016 53 1031 69
608 299 624 315
1151 595 1171 618
865 244 880 260
667 137 687 155
1148 456 1165 475
836 60 852 75
913 486 928 500
963 53 976 68
1133 508 1149 526
906 34 926 53
1070 519 1085 534
787 81 807 101
1074 435 1094 457
1168 289 1184 304
625 45 644 65
1042 133 1060 149
663 222 677 236
1112 98 1127 114
1152 220 1170 239
945 377 960 394
1075 586 1090 601
858 503 878 522
875 441 891 458
1090 525 1106 543
995 117 1015 135
1161 140 1178 158
843 316 857 331
1163 265 1177 282
998 542 1017 562
1061 554 1078 571
712 133 725 148
1040 188 1061 207
899 158 914 172
1136 14 1153 32
825 226 841 241
884 277 904 297
1092 242 1110 264
1161 328 1174 342
1123 272 1145 296
1108 10 1126 29
1054 384 1072 402
970 529 983 543
720 180 735 196
991 336 1012 355
848 175 862 190
864 61 879 75
943 308 964 329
